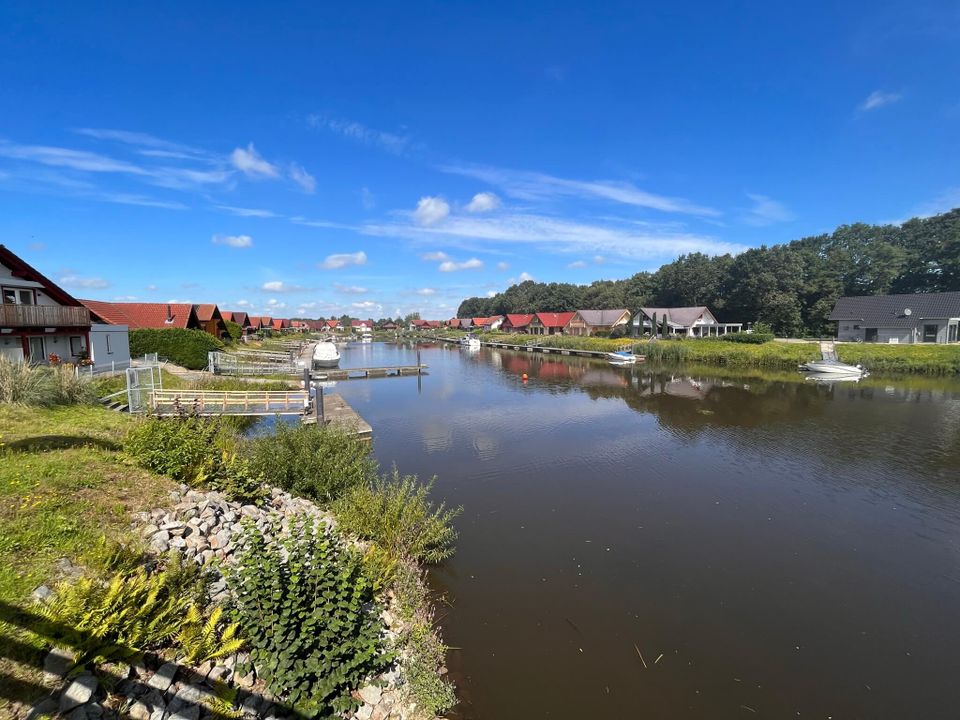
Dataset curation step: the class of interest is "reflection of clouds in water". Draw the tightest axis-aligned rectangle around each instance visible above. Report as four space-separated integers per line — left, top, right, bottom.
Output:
421 420 453 453
472 434 499 461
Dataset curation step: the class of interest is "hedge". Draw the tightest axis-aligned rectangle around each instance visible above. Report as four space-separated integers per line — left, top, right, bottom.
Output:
129 328 225 370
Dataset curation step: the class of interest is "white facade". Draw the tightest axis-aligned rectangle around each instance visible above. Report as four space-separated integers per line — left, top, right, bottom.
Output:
89 323 131 371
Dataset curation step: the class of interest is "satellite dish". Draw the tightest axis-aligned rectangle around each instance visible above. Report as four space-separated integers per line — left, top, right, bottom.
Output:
904 308 912 316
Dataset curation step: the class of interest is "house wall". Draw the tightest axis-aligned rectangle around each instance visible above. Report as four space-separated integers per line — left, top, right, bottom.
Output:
836 320 960 344
90 323 131 370
1 331 89 363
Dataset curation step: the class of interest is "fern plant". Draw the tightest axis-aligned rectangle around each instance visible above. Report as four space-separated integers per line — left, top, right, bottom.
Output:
177 605 244 665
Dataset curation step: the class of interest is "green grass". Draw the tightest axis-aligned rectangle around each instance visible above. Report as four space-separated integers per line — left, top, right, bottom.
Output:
836 343 960 375
0 405 175 714
92 368 296 398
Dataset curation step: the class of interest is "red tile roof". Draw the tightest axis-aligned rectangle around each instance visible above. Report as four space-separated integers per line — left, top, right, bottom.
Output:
326 319 340 328
79 300 197 329
503 313 535 328
271 318 290 330
534 312 576 328
194 304 222 323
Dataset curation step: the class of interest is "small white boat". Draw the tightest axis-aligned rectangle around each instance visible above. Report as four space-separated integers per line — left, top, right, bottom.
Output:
799 360 867 378
312 340 341 368
607 350 638 365
460 336 481 349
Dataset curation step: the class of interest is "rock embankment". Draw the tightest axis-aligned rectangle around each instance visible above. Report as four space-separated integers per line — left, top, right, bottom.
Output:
28 485 435 720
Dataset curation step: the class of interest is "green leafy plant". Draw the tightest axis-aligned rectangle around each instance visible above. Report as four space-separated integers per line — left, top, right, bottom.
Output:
227 515 391 718
129 328 225 370
244 422 377 504
177 604 244 665
194 450 268 505
334 469 462 564
37 553 207 667
124 416 226 483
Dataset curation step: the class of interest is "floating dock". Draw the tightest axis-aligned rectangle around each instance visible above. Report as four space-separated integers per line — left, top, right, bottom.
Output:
311 364 428 380
303 392 372 439
422 335 645 361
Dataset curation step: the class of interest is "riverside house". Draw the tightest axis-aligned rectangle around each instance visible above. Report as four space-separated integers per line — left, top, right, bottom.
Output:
634 306 742 337
567 309 632 336
0 244 92 364
529 312 576 336
223 311 253 335
830 292 960 344
195 304 229 339
500 313 535 332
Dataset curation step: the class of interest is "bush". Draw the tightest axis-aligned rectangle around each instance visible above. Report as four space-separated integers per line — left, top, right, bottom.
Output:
721 331 774 344
129 328 225 370
224 320 242 343
334 469 461 564
37 553 209 667
228 515 391 718
245 422 377 504
124 416 225 483
0 358 95 406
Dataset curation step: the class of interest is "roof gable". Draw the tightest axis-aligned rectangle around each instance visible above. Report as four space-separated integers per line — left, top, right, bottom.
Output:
574 309 630 326
0 244 83 307
503 313 535 327
533 312 576 328
640 306 711 327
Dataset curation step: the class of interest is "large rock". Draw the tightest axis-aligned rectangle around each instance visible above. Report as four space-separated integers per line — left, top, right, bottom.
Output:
59 673 98 713
25 696 58 720
146 662 178 692
358 685 382 705
43 646 75 683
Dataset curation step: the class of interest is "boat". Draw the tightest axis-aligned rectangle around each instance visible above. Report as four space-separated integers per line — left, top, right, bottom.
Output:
312 340 341 368
460 336 481 349
607 350 638 365
798 360 867 378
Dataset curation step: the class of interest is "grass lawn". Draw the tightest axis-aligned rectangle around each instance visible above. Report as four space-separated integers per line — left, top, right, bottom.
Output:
0 405 174 716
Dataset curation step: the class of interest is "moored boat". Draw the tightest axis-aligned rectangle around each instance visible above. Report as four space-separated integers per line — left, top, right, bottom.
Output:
312 340 341 368
607 350 637 365
798 360 867 378
460 335 481 349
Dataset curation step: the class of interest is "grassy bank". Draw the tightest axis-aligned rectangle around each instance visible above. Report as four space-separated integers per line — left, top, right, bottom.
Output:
835 343 960 375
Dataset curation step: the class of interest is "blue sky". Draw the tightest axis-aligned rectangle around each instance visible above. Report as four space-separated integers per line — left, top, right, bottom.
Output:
1 1 958 319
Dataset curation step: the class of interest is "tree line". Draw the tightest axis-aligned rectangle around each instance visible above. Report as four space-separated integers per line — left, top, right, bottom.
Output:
456 208 960 336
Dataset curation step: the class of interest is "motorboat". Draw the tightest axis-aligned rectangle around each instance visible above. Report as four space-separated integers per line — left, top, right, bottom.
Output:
607 350 638 365
798 360 867 378
460 336 481 349
312 340 341 368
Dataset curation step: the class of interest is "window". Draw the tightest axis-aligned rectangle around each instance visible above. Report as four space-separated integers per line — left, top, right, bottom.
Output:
70 336 84 356
865 328 878 342
923 324 938 343
1 287 35 305
106 334 113 354
27 336 45 364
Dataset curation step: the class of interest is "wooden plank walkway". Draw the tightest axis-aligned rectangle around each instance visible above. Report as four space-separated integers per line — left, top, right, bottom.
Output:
311 365 427 380
303 393 372 439
150 389 308 416
422 335 645 361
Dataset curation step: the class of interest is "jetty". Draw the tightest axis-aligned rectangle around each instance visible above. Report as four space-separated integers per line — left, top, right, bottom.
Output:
422 335 645 361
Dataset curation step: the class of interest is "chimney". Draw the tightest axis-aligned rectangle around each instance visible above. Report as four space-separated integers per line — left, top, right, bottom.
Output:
166 304 173 323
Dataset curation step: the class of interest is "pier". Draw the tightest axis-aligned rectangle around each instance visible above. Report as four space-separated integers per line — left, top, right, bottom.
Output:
422 335 645 361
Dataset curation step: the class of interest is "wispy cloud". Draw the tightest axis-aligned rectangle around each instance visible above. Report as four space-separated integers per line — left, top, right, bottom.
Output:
0 142 149 175
261 280 306 292
360 187 376 210
465 191 501 213
97 192 189 210
567 260 587 268
860 90 903 111
319 251 367 270
439 257 484 272
912 187 960 219
334 283 369 294
415 288 437 296
230 143 279 178
288 163 316 193
212 234 253 248
413 196 450 226
73 127 211 160
59 273 109 289
496 261 510 271
307 114 413 156
216 205 279 218
440 163 720 216
518 271 534 282
743 193 795 226
421 251 450 262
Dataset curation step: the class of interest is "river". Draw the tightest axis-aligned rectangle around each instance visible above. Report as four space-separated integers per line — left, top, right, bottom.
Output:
308 341 960 718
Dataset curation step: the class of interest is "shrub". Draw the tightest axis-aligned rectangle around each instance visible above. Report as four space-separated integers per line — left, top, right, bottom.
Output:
0 358 95 406
228 515 391 718
37 553 208 667
129 328 225 370
124 416 225 483
721 331 773 344
224 320 243 343
244 422 377 504
194 450 268 505
334 469 461 564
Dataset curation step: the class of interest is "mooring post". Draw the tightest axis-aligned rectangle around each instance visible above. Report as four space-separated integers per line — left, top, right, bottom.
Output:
417 349 421 369
302 368 311 414
317 385 325 423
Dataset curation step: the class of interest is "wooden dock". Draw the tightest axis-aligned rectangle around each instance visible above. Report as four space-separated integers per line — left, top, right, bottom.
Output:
423 335 645 361
311 365 428 380
303 393 372 439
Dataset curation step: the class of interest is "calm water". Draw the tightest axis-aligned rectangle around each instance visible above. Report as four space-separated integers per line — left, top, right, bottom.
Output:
316 342 960 717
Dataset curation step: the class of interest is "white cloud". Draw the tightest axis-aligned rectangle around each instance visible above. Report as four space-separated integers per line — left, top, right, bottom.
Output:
0 142 149 175
440 163 720 216
860 90 902 111
415 288 437 296
288 163 316 193
352 300 381 311
439 258 484 272
266 298 287 310
363 212 744 261
113 295 138 301
307 114 412 156
261 281 305 293
912 187 960 219
465 191 501 213
744 193 795 226
59 274 109 289
413 196 450 226
230 143 279 178
519 271 535 282
421 251 450 262
216 205 278 218
334 283 368 295
496 261 510 271
212 234 253 248
592 255 606 264
486 290 497 298
360 187 376 210
145 284 158 291
235 299 252 308
568 260 587 268
73 128 209 159
97 193 189 210
319 251 367 270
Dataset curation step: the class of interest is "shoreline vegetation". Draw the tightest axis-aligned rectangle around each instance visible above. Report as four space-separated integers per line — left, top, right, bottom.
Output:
0 359 459 719
416 330 960 376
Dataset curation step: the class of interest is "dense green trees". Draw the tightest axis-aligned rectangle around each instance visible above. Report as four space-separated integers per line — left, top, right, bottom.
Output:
456 208 960 336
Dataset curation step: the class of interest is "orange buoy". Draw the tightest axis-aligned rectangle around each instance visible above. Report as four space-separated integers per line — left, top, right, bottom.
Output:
522 373 528 381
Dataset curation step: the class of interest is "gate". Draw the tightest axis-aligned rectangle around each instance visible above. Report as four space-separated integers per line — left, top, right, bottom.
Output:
126 365 162 413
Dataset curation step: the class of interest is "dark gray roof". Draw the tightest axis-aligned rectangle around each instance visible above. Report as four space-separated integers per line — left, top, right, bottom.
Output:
829 292 960 327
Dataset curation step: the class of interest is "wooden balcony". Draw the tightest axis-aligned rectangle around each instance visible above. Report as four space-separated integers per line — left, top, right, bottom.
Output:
0 304 91 328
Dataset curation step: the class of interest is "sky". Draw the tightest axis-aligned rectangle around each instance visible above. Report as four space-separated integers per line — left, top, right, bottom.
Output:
0 1 958 320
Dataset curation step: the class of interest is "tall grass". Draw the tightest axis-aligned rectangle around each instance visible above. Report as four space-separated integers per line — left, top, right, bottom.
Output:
0 358 95 406
837 344 960 376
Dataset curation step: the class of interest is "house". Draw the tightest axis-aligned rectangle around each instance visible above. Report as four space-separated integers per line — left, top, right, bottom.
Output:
488 315 504 330
82 300 202 331
501 313 535 333
471 317 490 329
1 244 93 365
633 307 742 337
529 312 576 336
223 311 253 335
381 321 398 330
325 319 340 332
253 316 272 332
194 304 229 339
567 309 631 337
271 318 291 332
351 319 374 333
830 292 960 344
290 320 310 332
